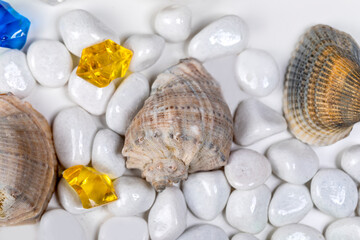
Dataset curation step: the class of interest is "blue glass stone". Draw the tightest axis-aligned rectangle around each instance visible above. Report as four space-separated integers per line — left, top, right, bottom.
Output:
0 1 30 50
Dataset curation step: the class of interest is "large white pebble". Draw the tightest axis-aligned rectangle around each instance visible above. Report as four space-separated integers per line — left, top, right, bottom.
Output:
233 98 287 146
53 107 97 168
188 15 248 62
226 185 271 234
38 209 86 240
124 34 165 72
225 148 271 190
341 145 360 182
92 129 125 179
154 5 192 42
106 73 149 135
148 187 187 240
182 170 230 220
98 216 149 240
107 176 155 216
266 139 319 184
235 49 279 97
232 233 259 240
0 49 35 98
325 217 360 240
271 224 325 240
68 68 115 115
269 183 313 227
59 9 119 56
27 40 72 87
311 169 358 218
57 178 90 214
177 224 228 240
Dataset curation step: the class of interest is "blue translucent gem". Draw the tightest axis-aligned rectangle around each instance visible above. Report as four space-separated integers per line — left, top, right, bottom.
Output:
0 1 30 50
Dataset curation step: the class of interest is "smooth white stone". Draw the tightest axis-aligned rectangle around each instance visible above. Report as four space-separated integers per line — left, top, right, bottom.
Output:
311 169 358 218
182 170 230 220
188 15 248 62
154 5 192 42
148 187 187 240
106 73 149 135
271 224 325 240
325 217 360 240
98 217 149 240
0 49 35 98
266 139 319 184
225 148 271 190
53 107 97 168
92 129 125 179
231 233 259 240
27 40 72 87
59 9 119 56
124 34 165 72
341 145 360 182
226 185 271 234
42 0 65 5
358 188 360 216
177 224 228 240
269 183 313 227
233 98 287 146
107 176 155 216
38 209 86 240
235 49 279 97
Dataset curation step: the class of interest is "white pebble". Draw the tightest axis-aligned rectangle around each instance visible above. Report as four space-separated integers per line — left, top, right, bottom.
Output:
341 145 360 182
92 129 125 179
182 170 230 220
0 49 35 98
177 224 228 240
42 0 65 5
188 15 248 62
106 73 149 135
235 49 279 97
148 187 187 240
311 169 358 218
124 34 165 72
232 233 259 240
57 178 90 214
38 209 86 240
269 183 313 227
154 5 192 42
226 185 271 234
271 224 325 240
325 217 360 240
266 139 319 184
233 98 287 146
225 148 271 190
27 40 72 87
107 176 155 216
53 107 97 168
59 9 119 56
98 217 149 240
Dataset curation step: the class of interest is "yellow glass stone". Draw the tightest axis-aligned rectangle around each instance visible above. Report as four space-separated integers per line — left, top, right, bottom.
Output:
62 165 118 209
76 39 133 88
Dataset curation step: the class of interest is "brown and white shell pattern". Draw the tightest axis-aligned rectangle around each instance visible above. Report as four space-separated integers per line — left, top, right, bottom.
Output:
122 58 233 191
0 94 57 226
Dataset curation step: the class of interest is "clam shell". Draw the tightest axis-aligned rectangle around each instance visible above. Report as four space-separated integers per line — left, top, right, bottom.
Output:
0 94 57 225
284 24 360 146
122 58 233 191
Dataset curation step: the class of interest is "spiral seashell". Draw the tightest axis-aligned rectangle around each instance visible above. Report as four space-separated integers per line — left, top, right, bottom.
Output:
122 58 233 191
284 24 360 146
0 94 57 226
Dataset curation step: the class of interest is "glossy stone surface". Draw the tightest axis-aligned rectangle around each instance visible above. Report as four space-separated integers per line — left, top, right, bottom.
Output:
57 178 90 214
271 224 325 240
42 0 65 5
231 233 259 240
98 217 149 240
341 145 360 182
177 224 228 240
325 217 360 240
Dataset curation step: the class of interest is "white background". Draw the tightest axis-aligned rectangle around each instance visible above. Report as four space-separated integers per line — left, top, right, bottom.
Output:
1 0 360 239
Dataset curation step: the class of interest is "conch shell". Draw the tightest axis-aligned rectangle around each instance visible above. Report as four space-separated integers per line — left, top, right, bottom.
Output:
284 24 360 146
122 58 233 191
0 94 57 226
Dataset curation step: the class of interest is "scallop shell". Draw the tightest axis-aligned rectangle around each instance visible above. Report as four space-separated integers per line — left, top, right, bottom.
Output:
284 24 360 146
122 58 233 191
0 94 57 226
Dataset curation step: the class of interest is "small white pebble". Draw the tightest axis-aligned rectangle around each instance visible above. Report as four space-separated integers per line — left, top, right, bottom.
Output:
231 233 259 240
341 145 360 182
325 217 360 240
57 178 90 214
177 224 228 240
271 224 324 240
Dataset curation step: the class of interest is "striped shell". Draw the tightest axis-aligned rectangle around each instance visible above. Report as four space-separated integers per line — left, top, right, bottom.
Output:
0 94 57 226
122 58 233 191
284 24 360 146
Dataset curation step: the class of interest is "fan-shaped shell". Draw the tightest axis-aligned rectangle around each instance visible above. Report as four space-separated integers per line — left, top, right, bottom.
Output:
122 58 233 191
0 94 57 226
284 24 360 146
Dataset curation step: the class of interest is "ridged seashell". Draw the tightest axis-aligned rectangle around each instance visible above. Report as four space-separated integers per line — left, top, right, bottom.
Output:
122 58 233 191
284 24 360 146
0 94 57 226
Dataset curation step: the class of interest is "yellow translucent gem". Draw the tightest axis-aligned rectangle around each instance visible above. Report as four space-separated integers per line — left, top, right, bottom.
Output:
62 165 118 209
76 39 133 88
